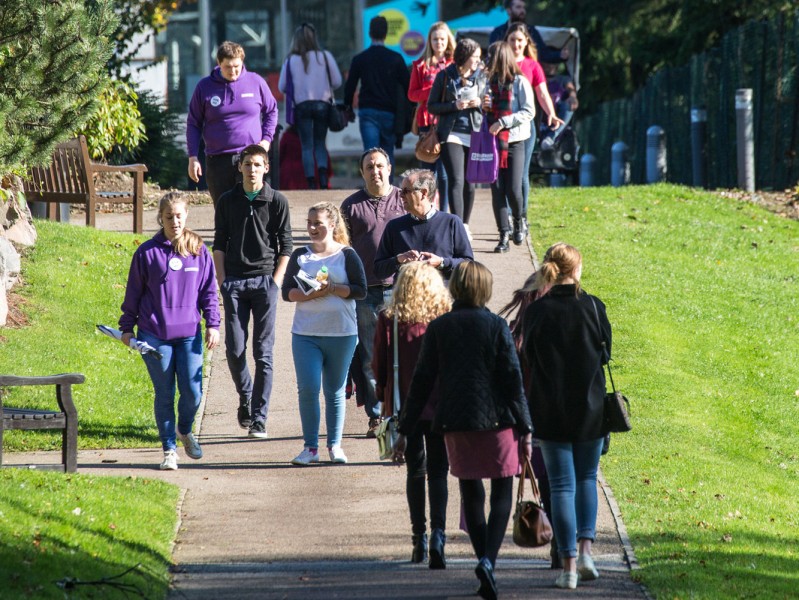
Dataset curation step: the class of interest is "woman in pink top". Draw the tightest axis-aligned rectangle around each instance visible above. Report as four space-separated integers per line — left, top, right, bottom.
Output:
408 22 456 213
505 22 563 212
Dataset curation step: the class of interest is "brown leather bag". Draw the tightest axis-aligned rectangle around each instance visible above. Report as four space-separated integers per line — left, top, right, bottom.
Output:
512 455 554 548
415 127 440 163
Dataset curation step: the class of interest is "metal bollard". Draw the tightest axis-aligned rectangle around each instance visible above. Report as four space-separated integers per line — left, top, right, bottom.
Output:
579 154 596 187
610 142 630 187
549 173 567 187
646 125 666 183
735 89 755 192
691 107 707 188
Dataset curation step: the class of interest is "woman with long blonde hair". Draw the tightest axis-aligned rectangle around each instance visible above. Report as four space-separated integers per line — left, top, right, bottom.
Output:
119 192 220 471
282 202 366 465
372 262 452 567
408 22 456 211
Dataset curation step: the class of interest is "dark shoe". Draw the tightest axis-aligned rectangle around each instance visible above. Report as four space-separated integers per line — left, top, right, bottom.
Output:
237 403 251 430
475 557 497 600
411 533 428 564
512 218 527 245
429 528 446 569
318 167 329 190
494 232 510 253
248 420 268 439
306 176 316 189
366 417 382 439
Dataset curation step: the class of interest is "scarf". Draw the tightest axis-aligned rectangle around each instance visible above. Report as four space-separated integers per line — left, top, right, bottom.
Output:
488 77 513 168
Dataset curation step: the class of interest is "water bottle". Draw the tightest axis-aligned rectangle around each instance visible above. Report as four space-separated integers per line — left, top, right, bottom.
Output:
316 266 329 282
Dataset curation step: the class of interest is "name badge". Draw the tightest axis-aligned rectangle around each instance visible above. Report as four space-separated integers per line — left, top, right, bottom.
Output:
241 93 254 98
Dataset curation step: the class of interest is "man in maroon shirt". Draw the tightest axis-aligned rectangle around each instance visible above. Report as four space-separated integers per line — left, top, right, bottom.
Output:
340 147 407 437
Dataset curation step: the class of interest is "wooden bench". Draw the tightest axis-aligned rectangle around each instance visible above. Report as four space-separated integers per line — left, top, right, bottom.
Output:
0 373 84 473
22 136 148 234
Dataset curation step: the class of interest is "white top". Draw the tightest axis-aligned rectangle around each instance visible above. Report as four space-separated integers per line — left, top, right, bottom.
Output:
278 51 342 104
291 248 357 337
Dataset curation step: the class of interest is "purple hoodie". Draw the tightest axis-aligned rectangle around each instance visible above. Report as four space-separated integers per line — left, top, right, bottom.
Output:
119 232 221 341
186 65 278 157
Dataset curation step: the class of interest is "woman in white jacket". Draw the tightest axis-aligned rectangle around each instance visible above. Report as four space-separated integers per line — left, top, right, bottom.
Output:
482 42 535 253
279 23 342 190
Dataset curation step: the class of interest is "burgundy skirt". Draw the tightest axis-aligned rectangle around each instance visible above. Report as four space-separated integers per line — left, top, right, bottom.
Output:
445 427 521 479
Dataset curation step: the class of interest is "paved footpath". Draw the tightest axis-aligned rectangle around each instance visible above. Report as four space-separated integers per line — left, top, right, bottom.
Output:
14 189 647 599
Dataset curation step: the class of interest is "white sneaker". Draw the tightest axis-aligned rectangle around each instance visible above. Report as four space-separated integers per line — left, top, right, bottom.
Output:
328 445 348 464
177 431 203 460
577 554 599 581
555 571 579 589
160 449 179 471
291 448 320 466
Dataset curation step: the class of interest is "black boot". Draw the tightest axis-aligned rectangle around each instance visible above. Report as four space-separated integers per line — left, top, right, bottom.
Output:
512 218 527 245
318 167 329 190
429 528 446 569
306 176 316 189
411 533 428 563
494 231 510 253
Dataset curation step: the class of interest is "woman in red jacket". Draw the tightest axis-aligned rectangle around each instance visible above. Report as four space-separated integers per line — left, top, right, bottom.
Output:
408 22 455 214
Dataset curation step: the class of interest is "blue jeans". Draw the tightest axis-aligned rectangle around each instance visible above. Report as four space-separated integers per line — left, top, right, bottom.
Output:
295 100 329 178
359 108 396 171
139 327 204 452
540 100 575 146
539 438 605 559
292 334 358 449
521 121 537 213
351 286 393 419
220 275 279 424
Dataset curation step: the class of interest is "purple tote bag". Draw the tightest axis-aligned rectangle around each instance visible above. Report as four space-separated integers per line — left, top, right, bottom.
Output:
466 120 498 184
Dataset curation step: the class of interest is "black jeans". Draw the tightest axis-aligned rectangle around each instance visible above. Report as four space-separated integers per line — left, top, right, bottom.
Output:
490 141 526 233
405 421 449 534
459 476 514 567
205 153 241 207
220 275 279 423
441 142 475 224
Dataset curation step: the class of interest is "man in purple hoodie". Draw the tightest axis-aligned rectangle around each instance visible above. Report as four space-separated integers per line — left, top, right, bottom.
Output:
187 41 279 207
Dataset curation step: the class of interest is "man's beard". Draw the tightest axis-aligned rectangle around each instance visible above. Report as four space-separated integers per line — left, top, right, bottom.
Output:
510 14 526 23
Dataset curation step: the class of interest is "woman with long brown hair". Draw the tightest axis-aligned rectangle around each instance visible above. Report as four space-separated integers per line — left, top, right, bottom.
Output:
482 41 535 253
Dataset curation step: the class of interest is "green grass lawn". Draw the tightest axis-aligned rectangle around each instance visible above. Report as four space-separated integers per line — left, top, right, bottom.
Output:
0 468 179 599
1 221 173 451
528 184 799 599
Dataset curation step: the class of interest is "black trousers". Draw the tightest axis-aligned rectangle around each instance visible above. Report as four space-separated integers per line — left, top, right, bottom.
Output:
206 153 241 207
490 141 526 232
405 420 449 534
441 142 475 225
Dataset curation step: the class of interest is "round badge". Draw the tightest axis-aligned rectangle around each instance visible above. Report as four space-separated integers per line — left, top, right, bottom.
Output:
210 95 222 107
169 257 183 271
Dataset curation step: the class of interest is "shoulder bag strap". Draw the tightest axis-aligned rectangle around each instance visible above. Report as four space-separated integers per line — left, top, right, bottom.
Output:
322 51 335 100
590 296 617 393
392 314 400 418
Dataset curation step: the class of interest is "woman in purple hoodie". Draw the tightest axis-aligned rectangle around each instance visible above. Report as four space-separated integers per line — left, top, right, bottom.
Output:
119 193 221 471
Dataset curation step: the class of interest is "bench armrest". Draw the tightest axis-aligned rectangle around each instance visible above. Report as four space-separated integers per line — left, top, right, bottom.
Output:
91 163 148 174
0 374 85 387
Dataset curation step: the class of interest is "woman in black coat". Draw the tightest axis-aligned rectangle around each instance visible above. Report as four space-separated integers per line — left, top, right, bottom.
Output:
395 261 532 600
522 243 612 590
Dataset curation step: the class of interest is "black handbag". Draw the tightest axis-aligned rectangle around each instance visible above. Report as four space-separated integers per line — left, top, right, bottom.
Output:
323 52 348 132
590 298 632 434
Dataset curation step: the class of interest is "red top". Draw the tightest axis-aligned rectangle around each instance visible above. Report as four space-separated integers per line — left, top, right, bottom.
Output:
372 311 438 420
517 57 546 88
408 56 453 128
